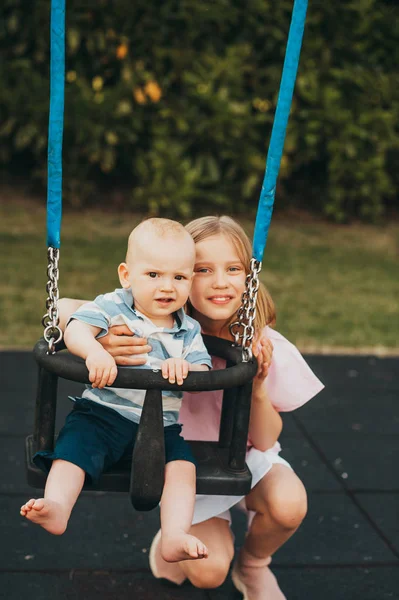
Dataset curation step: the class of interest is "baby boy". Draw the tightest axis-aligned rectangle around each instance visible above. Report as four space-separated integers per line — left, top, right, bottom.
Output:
21 218 211 563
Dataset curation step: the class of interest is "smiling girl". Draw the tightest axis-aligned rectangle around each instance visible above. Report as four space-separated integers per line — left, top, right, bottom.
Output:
56 216 324 599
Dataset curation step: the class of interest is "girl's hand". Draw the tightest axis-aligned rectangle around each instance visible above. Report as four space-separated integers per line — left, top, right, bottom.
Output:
86 348 118 389
252 334 273 385
97 325 152 366
162 358 190 385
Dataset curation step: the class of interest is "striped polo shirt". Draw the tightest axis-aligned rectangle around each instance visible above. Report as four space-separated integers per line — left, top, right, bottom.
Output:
67 288 212 426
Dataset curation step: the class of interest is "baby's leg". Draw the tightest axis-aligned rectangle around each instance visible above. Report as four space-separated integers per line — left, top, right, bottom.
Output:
20 459 85 535
160 460 208 563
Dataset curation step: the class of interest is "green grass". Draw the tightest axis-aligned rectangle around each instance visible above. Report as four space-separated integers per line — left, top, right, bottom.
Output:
1 195 398 352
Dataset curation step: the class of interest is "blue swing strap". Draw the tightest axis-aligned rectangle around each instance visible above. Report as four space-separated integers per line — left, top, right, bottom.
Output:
253 0 308 263
43 0 307 355
232 0 308 359
47 0 65 249
44 0 306 254
42 0 65 353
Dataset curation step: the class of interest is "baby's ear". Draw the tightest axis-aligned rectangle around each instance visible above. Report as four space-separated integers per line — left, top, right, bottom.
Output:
118 263 130 288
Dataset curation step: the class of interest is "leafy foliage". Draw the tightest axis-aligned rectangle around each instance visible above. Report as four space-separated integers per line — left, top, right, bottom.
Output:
1 0 398 220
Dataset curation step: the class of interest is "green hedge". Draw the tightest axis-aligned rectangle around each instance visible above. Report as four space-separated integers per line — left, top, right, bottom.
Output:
1 0 398 220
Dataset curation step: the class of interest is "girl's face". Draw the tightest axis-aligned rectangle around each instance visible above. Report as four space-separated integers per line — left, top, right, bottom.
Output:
189 234 247 336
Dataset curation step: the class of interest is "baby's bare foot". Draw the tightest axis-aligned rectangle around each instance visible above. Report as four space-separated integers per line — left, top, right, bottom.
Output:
20 498 68 535
161 532 208 563
20 498 36 516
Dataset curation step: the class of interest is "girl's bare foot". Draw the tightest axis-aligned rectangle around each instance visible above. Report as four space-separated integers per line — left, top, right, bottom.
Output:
161 532 208 563
20 498 68 535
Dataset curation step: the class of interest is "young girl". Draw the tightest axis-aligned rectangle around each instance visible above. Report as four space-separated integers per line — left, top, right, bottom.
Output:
57 216 324 599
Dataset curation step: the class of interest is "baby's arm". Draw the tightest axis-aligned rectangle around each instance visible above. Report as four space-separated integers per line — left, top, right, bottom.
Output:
162 319 212 384
59 298 150 366
64 320 117 389
162 358 209 385
188 363 209 372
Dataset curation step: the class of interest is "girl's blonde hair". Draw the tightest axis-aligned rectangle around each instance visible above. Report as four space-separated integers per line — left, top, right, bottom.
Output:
185 215 276 330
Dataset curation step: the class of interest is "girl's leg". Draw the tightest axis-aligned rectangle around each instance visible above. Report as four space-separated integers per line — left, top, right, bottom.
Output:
244 464 307 558
233 464 307 600
20 459 85 535
180 517 235 588
160 460 208 562
150 516 234 588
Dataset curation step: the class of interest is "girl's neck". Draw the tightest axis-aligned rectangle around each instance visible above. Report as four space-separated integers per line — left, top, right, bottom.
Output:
192 310 233 341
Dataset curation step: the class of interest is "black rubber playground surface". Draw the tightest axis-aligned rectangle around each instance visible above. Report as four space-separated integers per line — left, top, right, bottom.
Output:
1 351 398 599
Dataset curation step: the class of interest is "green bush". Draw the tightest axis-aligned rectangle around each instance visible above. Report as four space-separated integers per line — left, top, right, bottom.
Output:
1 0 398 220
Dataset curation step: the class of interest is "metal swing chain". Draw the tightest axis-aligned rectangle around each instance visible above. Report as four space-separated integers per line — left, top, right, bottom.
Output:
229 258 262 362
42 247 63 354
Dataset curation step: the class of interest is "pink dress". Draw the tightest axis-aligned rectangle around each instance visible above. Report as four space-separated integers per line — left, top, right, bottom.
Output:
179 326 325 525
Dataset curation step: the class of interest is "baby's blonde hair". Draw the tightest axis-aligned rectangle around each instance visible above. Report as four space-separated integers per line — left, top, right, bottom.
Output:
126 217 194 262
185 216 276 330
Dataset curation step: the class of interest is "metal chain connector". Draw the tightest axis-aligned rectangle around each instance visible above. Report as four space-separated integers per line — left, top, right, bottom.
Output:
42 247 62 354
229 258 262 362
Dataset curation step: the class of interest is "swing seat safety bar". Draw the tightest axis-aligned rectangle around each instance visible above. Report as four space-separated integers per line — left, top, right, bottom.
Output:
26 335 257 511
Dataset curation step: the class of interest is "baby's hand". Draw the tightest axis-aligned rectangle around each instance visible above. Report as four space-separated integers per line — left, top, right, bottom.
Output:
86 348 118 389
253 334 273 384
162 358 190 385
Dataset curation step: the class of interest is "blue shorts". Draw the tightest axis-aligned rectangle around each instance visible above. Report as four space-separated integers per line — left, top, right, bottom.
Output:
33 397 196 485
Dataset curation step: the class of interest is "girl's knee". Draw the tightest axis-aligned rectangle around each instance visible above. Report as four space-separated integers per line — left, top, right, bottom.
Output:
186 558 230 589
267 479 308 530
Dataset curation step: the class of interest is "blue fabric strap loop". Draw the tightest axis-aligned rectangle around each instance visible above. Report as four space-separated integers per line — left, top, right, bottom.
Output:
46 0 66 249
252 0 308 263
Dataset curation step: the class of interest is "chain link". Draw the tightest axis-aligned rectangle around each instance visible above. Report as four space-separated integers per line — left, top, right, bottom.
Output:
229 258 262 362
42 247 62 353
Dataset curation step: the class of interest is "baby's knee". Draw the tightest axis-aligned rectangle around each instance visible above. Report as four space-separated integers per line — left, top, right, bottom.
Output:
187 558 230 589
267 480 308 530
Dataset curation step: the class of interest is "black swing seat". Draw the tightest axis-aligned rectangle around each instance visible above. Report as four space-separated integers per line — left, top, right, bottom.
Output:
26 336 257 511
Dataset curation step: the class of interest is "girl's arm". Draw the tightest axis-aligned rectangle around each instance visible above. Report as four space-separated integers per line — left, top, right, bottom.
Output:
249 386 283 452
58 298 87 331
58 298 151 365
248 336 283 452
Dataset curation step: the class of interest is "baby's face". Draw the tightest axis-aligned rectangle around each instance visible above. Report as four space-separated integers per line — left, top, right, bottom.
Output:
119 234 195 323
